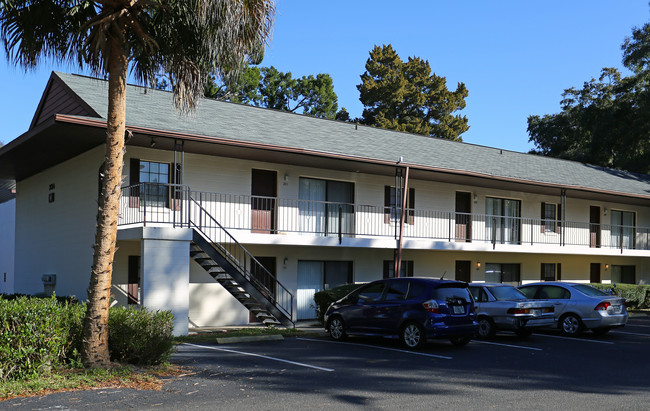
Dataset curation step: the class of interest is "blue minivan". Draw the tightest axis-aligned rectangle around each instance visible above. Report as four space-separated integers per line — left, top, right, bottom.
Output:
324 277 478 348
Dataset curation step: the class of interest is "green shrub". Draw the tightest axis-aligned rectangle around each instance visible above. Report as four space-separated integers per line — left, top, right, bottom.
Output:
313 284 362 324
0 295 84 382
108 306 175 365
590 283 650 309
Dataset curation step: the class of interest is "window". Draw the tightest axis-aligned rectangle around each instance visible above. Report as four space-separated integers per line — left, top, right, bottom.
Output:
299 178 354 237
384 281 409 301
485 263 521 285
541 202 561 233
485 197 521 244
129 158 181 208
611 210 635 249
383 260 414 278
611 265 636 284
541 263 561 281
538 285 570 299
384 186 415 224
357 282 385 302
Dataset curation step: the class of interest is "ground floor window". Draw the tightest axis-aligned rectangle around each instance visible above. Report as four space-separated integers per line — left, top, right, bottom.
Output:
541 263 561 281
485 263 521 285
611 265 635 284
383 260 414 278
297 260 353 320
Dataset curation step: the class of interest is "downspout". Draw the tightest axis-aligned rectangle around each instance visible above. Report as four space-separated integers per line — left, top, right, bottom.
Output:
395 166 410 277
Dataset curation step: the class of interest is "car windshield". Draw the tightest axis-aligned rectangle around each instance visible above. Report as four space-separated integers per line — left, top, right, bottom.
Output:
488 286 527 301
571 284 608 297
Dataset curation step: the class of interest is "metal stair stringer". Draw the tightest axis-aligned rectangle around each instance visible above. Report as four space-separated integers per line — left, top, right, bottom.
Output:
190 229 294 328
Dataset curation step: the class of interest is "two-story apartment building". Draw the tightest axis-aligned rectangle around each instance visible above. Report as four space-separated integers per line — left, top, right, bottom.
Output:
0 72 648 335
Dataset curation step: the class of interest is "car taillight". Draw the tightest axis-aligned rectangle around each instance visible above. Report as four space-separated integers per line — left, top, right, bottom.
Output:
595 302 611 311
507 308 530 314
423 300 440 314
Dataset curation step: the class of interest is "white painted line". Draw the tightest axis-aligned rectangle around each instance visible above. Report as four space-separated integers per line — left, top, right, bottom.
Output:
535 334 615 345
611 330 650 337
472 340 542 351
296 337 453 360
626 323 650 328
183 343 334 372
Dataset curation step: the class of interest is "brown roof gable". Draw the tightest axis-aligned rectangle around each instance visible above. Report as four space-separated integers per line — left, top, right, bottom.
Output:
29 73 99 129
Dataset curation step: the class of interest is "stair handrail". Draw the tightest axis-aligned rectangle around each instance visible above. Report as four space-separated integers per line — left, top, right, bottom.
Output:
188 196 294 320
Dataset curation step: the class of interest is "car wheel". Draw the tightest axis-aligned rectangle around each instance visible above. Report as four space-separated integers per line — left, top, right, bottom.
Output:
477 317 496 339
401 322 425 349
328 316 346 341
449 336 471 346
592 327 612 336
514 329 533 338
559 314 583 337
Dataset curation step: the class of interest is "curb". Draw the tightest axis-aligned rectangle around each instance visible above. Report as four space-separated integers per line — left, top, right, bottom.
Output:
216 334 284 344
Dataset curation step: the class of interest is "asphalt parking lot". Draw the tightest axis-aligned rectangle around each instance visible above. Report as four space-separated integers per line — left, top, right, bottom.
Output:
5 317 650 410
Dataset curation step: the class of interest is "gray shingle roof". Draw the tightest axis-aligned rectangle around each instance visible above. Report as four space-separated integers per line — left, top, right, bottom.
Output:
54 71 650 198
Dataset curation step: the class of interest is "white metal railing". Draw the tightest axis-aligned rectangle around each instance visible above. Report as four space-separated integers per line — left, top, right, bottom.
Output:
118 184 650 251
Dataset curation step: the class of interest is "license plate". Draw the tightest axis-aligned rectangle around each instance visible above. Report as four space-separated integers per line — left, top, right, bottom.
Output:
531 309 541 316
453 305 465 314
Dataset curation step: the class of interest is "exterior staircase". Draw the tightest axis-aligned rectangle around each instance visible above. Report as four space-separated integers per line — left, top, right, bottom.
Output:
188 197 294 327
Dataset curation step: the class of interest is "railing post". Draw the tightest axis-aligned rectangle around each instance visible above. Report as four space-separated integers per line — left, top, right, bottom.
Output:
338 206 343 245
449 212 452 242
531 219 534 245
142 183 147 227
492 217 497 250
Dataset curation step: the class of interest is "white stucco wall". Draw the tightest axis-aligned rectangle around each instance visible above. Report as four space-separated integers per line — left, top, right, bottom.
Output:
0 199 15 294
14 146 104 298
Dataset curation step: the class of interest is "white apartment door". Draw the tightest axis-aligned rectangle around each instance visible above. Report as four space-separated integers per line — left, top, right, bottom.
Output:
297 261 324 320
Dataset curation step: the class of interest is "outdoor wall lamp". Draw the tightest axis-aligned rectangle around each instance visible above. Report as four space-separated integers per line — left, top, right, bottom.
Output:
150 137 156 148
605 264 609 270
284 173 289 182
283 257 289 265
476 262 481 270
603 207 608 216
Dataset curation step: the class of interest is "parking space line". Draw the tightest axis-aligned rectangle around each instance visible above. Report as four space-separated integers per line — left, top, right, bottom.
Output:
296 337 453 360
472 340 542 351
183 343 335 372
535 334 615 344
626 323 650 328
611 330 650 337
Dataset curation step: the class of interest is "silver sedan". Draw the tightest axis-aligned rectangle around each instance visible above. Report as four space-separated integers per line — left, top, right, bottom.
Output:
518 282 628 336
468 283 555 338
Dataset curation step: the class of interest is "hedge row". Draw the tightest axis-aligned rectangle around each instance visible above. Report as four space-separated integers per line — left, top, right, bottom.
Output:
590 283 650 309
0 295 175 382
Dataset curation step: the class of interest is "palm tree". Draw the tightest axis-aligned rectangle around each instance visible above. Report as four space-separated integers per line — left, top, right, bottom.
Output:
0 0 274 368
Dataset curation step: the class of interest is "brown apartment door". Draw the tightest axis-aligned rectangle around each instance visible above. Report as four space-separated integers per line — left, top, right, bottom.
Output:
455 192 472 242
455 260 472 283
590 206 601 248
249 256 277 322
251 169 277 233
590 263 601 283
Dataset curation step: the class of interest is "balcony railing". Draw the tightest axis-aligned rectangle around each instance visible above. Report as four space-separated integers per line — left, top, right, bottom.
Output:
118 184 650 251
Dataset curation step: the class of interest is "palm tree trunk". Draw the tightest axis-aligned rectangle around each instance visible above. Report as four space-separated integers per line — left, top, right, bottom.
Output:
82 39 128 368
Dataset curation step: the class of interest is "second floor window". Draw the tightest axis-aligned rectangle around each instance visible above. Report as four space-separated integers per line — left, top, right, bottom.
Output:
541 202 561 233
139 160 169 207
384 186 415 224
485 197 521 244
611 210 635 249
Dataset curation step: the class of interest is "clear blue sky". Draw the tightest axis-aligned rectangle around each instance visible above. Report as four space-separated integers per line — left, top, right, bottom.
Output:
1 0 649 153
